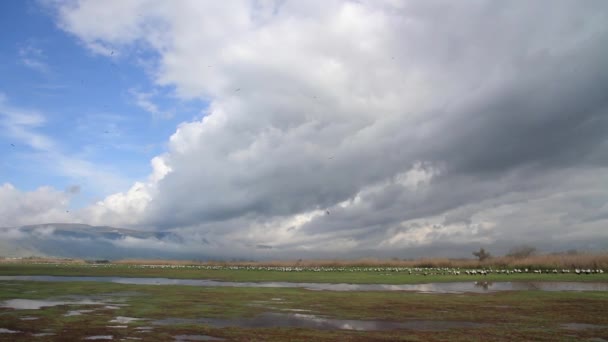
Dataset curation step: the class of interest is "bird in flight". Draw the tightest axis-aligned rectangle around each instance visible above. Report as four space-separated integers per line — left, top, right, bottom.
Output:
111 51 114 55
10 143 15 147
326 210 330 215
235 88 241 92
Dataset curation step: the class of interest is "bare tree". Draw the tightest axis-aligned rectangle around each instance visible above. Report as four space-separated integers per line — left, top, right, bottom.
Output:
473 247 491 261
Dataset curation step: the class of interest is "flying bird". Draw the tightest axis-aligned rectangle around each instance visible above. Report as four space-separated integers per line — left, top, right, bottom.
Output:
111 51 114 55
10 143 14 147
235 88 241 92
326 210 330 215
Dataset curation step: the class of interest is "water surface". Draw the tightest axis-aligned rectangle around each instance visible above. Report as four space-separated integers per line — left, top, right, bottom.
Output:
1 298 106 310
153 312 489 331
561 323 608 330
174 335 225 341
0 275 607 293
0 328 20 334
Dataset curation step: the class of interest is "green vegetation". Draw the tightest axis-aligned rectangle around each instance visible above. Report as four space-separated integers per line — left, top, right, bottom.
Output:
1 263 608 284
1 280 608 341
472 247 491 261
1 262 607 340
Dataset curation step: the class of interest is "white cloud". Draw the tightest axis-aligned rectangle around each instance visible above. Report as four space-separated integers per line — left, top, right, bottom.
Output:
18 43 50 74
83 156 170 226
130 88 173 119
19 0 608 257
0 183 73 227
0 94 55 150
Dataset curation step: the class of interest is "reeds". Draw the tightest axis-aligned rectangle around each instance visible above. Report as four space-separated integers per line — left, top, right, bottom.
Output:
112 252 608 269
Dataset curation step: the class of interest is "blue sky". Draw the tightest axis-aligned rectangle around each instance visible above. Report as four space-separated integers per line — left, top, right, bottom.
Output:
0 0 203 208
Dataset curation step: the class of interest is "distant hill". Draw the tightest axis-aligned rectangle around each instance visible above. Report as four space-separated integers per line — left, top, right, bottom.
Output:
0 223 207 260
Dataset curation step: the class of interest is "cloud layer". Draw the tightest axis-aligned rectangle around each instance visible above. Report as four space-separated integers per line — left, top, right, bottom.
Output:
2 1 608 258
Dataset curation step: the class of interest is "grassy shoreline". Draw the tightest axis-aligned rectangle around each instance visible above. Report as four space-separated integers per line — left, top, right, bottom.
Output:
1 263 608 284
1 280 608 341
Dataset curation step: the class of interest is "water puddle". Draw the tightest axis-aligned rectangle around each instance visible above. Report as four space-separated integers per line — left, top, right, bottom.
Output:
281 308 312 312
1 299 106 310
32 333 55 337
153 312 489 331
110 316 143 324
20 316 39 320
65 309 95 317
0 276 606 293
0 328 20 334
561 323 608 330
85 336 113 340
134 326 154 330
175 335 225 341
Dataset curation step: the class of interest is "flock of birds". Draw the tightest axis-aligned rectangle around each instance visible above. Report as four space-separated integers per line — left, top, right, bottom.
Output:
54 263 606 275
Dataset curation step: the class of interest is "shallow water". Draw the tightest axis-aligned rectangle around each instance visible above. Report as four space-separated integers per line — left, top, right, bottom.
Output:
174 335 225 341
153 312 489 331
85 336 113 340
1 298 106 310
0 328 20 334
561 323 608 330
32 332 55 337
0 275 607 293
65 309 95 317
281 308 312 312
110 316 143 324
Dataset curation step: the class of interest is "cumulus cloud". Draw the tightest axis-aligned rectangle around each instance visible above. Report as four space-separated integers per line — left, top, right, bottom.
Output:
0 183 73 227
20 0 608 257
18 43 50 74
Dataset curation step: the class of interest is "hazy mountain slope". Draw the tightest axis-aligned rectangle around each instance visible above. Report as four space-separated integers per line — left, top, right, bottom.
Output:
0 224 208 260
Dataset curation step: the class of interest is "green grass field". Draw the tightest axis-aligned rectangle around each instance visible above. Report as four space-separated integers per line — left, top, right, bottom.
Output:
1 263 607 341
1 280 608 341
1 263 607 284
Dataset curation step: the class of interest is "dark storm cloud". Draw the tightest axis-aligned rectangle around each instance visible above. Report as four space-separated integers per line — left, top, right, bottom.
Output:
150 1 608 229
48 0 608 257
432 40 608 176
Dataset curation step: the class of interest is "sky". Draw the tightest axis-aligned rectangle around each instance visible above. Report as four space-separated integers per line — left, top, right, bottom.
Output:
1 0 608 259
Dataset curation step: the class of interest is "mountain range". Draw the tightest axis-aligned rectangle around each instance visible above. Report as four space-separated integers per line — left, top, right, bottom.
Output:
0 223 206 260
